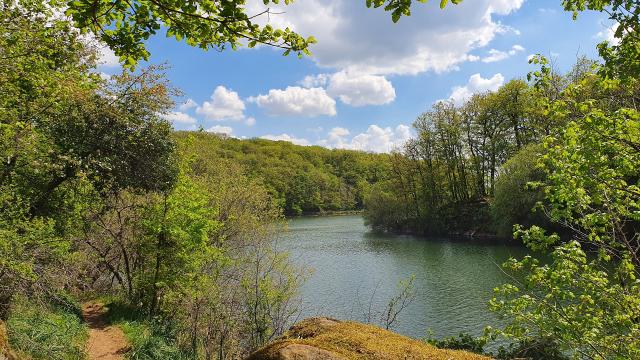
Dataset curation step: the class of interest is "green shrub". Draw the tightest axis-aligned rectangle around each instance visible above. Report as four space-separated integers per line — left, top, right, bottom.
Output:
104 300 192 360
491 144 548 238
426 332 568 360
425 332 487 353
119 321 189 360
6 299 88 360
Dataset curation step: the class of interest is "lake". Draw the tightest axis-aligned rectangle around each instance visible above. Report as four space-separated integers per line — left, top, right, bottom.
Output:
276 215 529 340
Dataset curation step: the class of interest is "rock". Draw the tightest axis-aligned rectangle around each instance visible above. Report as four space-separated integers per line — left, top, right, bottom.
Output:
247 318 492 360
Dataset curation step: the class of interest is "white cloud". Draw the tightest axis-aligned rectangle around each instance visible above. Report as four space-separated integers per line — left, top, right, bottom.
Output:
329 127 350 138
596 23 620 45
196 86 246 121
163 111 197 125
481 44 525 63
261 133 311 146
245 117 256 126
326 71 396 106
300 74 330 88
250 86 336 117
299 71 396 107
445 73 505 105
96 44 120 68
206 125 234 136
179 98 198 111
318 124 413 153
247 0 524 76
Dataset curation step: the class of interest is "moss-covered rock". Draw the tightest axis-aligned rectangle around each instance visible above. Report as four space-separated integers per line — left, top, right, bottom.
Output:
247 318 491 360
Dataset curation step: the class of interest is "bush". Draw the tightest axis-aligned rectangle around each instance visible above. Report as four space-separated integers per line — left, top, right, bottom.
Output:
426 332 568 360
104 300 192 360
425 332 487 354
363 182 408 232
6 299 88 360
119 321 189 360
491 144 548 238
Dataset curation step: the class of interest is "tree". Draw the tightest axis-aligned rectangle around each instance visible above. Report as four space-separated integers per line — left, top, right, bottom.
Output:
0 3 179 316
491 144 547 238
562 0 640 80
56 0 467 68
490 39 640 360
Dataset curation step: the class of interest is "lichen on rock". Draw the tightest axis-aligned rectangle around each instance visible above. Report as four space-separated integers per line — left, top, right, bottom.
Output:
247 318 491 360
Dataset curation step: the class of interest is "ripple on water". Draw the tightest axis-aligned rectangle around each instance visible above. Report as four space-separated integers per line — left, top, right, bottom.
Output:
277 215 529 340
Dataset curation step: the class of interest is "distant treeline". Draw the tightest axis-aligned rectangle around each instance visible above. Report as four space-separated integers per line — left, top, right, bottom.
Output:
174 132 391 216
363 58 599 238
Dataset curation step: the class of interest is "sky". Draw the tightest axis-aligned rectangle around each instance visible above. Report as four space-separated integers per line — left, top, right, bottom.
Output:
100 0 616 153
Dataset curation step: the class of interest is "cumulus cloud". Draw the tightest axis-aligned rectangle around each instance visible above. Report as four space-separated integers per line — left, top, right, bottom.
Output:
247 0 524 75
481 44 525 63
245 117 256 126
299 71 396 107
196 86 246 121
261 133 311 146
326 71 396 106
98 46 120 67
206 125 234 136
300 74 330 88
163 111 197 125
179 98 198 111
250 86 336 117
319 125 413 153
596 23 620 45
445 73 505 105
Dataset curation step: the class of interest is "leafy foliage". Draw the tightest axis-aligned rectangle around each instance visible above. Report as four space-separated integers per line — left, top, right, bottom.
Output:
0 1 178 317
63 0 318 68
491 144 548 238
366 0 462 22
364 78 553 236
174 132 391 216
562 0 640 80
488 2 640 355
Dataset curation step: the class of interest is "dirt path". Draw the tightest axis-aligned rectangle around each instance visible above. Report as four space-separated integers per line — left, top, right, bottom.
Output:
82 302 130 360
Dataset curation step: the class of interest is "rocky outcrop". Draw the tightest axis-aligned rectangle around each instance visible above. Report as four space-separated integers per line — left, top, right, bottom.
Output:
247 318 491 360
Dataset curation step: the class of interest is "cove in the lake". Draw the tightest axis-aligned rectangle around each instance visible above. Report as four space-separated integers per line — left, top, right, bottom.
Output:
277 215 529 340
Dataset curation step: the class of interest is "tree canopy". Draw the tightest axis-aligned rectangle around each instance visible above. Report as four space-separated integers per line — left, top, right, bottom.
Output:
59 0 464 67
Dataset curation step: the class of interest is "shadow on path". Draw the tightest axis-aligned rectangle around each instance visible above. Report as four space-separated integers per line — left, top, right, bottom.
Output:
82 302 130 360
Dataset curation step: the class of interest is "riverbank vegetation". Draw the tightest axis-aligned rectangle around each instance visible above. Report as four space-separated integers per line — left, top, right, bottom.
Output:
0 2 306 358
174 132 390 216
362 63 596 237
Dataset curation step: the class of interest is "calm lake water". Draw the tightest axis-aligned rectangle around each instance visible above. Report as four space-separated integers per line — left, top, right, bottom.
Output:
276 215 529 340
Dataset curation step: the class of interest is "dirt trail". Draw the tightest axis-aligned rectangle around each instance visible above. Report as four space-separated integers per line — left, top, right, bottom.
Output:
82 302 130 360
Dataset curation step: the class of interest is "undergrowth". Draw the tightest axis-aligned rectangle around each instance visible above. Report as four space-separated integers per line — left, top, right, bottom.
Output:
104 300 193 360
6 296 88 360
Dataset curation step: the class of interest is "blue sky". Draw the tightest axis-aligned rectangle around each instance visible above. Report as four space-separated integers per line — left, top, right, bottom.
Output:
100 0 615 152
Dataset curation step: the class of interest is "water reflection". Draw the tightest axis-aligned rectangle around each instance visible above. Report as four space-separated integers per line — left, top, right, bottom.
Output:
277 215 529 339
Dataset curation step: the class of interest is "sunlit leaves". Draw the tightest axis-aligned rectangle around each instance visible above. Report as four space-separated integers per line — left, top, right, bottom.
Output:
562 0 640 80
62 0 317 69
365 0 461 22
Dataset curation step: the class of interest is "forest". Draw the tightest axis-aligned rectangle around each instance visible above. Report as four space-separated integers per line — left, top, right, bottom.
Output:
363 60 598 238
174 133 390 216
1 0 639 359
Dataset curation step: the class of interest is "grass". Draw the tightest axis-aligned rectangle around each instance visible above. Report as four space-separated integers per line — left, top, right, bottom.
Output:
6 297 88 360
103 300 192 360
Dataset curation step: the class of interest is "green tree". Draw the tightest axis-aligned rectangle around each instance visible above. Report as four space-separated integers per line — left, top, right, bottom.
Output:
491 144 547 238
0 2 178 316
491 53 640 360
562 0 640 80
